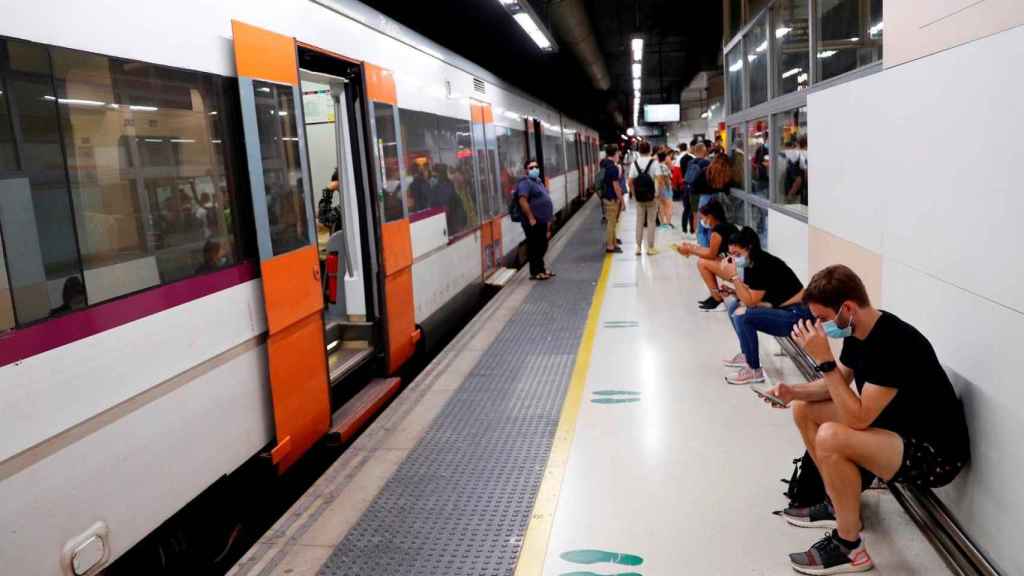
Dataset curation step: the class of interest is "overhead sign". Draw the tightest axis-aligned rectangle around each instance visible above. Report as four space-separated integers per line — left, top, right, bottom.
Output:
644 104 680 123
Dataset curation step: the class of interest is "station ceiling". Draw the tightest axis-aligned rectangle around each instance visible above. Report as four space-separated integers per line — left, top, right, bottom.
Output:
372 0 723 141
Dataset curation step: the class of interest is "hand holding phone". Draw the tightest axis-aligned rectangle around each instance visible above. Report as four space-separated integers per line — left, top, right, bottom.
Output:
752 385 787 408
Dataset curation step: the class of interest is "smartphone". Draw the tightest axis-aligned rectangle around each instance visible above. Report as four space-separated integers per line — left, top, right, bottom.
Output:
752 386 787 408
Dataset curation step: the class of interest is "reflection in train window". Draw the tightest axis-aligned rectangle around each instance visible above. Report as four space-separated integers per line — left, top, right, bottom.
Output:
542 129 563 179
49 46 248 305
0 39 85 325
494 126 527 210
373 103 404 222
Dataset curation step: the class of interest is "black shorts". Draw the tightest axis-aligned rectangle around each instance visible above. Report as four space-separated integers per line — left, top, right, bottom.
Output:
889 436 966 488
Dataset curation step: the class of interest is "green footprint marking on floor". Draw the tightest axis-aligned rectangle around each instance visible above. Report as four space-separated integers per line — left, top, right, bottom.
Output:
592 390 642 396
602 320 639 328
560 572 643 576
591 398 641 404
560 549 644 566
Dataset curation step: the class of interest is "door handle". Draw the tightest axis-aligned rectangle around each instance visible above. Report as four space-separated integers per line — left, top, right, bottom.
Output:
313 266 321 282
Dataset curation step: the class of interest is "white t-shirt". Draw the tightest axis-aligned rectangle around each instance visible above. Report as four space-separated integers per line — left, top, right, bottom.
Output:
628 155 656 180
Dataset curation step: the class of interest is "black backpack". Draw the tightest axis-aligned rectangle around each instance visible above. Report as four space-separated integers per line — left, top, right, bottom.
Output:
782 451 826 507
632 159 656 202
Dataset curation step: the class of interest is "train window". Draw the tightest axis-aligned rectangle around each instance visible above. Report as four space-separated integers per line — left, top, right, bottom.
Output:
494 125 526 211
564 133 578 172
542 128 563 179
436 114 478 236
372 103 405 222
251 81 309 255
480 120 501 219
48 46 247 305
0 39 86 325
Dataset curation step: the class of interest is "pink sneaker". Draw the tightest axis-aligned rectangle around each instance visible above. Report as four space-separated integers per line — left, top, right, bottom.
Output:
726 367 765 385
722 352 747 368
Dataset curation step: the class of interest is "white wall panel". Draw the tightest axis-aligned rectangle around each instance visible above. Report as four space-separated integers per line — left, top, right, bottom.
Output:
883 259 1024 573
767 211 808 284
884 0 1024 68
411 233 480 323
805 76 887 253
0 280 266 463
502 214 526 257
0 345 273 575
410 212 448 259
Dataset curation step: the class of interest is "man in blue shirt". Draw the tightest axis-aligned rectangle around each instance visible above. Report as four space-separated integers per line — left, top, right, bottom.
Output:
514 159 555 280
600 145 624 253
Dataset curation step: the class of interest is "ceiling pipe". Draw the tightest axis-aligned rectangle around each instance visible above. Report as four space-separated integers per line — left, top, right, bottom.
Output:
547 0 612 91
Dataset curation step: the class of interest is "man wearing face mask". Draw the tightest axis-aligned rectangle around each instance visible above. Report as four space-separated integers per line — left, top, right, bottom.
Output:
766 265 969 575
514 159 555 280
719 227 812 385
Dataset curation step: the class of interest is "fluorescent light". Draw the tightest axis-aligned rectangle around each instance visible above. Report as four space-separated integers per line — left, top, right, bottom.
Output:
626 128 635 136
130 105 159 111
513 12 552 50
620 134 628 140
327 339 339 352
170 139 195 143
144 139 164 143
632 78 640 90
209 111 218 115
797 73 809 84
633 89 640 98
850 37 860 42
755 40 768 53
700 112 710 119
281 137 300 141
43 95 56 101
211 139 223 144
776 27 792 38
497 0 518 5
59 98 105 107
631 37 643 61
632 63 641 79
869 22 884 37
747 54 758 62
782 67 803 79
729 60 743 72
817 50 838 59
258 87 271 93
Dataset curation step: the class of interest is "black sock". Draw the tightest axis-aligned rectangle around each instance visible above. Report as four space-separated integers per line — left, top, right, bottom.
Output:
832 531 861 549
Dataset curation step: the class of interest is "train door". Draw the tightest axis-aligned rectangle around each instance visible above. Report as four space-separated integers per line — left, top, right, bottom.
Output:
470 101 502 279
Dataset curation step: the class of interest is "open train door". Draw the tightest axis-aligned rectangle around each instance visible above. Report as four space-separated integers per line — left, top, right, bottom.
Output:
231 21 330 473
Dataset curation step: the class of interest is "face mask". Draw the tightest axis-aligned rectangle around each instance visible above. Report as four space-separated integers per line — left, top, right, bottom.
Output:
430 177 439 187
785 149 800 162
734 255 749 269
823 306 854 339
700 219 710 229
528 168 541 179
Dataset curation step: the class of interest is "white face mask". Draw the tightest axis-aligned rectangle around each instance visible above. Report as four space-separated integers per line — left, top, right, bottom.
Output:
785 149 800 162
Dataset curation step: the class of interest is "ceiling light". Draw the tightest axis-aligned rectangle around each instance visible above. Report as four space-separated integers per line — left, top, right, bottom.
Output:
620 134 628 140
797 72 809 84
497 0 518 5
633 89 640 98
626 128 635 136
755 40 768 53
632 78 640 90
817 50 838 59
631 37 644 63
782 67 802 79
513 13 553 50
130 105 159 111
869 22 884 37
775 27 792 38
700 111 709 119
632 63 641 79
850 37 860 42
59 98 105 107
728 60 743 72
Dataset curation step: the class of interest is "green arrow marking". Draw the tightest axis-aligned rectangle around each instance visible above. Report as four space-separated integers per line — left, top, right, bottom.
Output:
591 398 641 404
560 549 644 566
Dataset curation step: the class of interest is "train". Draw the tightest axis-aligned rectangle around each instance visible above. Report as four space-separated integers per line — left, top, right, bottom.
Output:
0 1 600 574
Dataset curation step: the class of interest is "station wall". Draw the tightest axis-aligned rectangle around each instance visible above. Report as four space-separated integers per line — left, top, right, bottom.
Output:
885 1 1024 67
808 23 1024 573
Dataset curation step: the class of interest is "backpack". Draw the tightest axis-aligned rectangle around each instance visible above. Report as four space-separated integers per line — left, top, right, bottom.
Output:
782 451 826 507
594 160 608 192
509 178 529 223
632 159 656 202
705 154 733 191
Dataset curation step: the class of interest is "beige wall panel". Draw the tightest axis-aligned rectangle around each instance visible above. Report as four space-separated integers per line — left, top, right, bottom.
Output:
885 0 1024 67
807 225 883 307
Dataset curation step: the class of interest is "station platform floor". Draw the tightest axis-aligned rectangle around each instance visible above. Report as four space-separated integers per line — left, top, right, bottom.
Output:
229 198 952 576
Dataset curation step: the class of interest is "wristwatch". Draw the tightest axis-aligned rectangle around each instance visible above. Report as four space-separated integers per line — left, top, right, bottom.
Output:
815 360 837 374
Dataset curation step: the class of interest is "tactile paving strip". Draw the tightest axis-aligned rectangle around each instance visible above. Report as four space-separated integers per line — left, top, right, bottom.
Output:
319 207 606 576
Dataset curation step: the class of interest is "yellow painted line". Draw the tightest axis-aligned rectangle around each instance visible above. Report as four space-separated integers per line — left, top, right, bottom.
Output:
514 253 613 576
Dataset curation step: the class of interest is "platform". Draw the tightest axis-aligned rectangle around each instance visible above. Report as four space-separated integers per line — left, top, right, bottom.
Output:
229 198 951 576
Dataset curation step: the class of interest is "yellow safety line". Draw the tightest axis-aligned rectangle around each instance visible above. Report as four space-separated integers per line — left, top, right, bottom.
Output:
514 253 613 576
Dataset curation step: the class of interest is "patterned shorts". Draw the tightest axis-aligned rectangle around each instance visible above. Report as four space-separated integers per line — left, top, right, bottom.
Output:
891 436 966 488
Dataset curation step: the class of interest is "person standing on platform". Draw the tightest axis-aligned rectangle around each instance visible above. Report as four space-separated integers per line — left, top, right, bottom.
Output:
514 159 555 280
628 141 659 256
656 149 675 230
600 145 625 254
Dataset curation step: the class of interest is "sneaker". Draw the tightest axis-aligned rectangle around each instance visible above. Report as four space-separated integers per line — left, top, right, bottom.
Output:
606 246 623 254
697 296 717 306
789 531 873 575
725 367 765 385
722 352 747 368
635 247 642 256
698 298 725 312
646 247 660 255
783 500 837 529
616 238 623 245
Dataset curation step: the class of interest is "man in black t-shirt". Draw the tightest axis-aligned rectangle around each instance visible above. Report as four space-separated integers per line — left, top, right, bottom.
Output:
766 265 969 575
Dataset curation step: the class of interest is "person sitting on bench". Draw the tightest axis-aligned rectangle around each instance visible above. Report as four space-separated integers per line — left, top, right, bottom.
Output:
719 226 813 385
765 264 969 575
674 199 737 311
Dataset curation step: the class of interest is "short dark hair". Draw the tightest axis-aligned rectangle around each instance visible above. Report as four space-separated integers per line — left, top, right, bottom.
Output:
656 150 668 162
727 226 762 258
604 143 619 157
698 198 726 223
803 264 871 311
524 158 538 170
703 139 713 149
679 142 688 151
638 141 652 155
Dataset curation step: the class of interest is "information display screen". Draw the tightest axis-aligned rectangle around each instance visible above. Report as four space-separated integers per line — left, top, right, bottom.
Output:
644 104 680 123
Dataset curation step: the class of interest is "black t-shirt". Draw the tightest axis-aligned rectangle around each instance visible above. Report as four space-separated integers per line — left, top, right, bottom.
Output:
742 250 803 308
710 222 737 257
839 311 970 459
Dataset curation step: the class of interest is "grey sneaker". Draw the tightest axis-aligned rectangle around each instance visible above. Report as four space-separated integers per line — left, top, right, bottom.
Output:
789 530 873 575
783 500 837 529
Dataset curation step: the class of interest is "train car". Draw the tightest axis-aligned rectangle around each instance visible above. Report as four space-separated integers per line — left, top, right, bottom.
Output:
0 1 599 574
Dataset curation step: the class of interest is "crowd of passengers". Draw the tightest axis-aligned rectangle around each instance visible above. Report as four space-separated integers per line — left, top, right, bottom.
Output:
578 139 970 575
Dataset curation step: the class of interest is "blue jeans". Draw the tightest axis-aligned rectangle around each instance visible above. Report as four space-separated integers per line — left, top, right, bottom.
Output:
726 298 814 370
696 193 717 247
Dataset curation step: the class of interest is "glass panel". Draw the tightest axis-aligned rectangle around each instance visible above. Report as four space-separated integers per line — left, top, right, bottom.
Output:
746 118 769 199
251 81 308 255
565 134 578 172
727 45 744 113
0 40 85 324
542 128 563 179
746 16 769 107
727 124 746 191
469 108 498 219
728 195 748 228
749 0 771 17
483 120 501 218
775 0 810 94
398 107 438 216
751 203 769 248
495 125 527 212
816 0 883 82
373 102 404 222
50 46 248 308
439 115 477 236
0 230 12 331
774 107 808 214
729 0 744 39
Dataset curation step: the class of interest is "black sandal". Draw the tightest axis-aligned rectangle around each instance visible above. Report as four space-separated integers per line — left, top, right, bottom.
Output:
530 272 552 281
